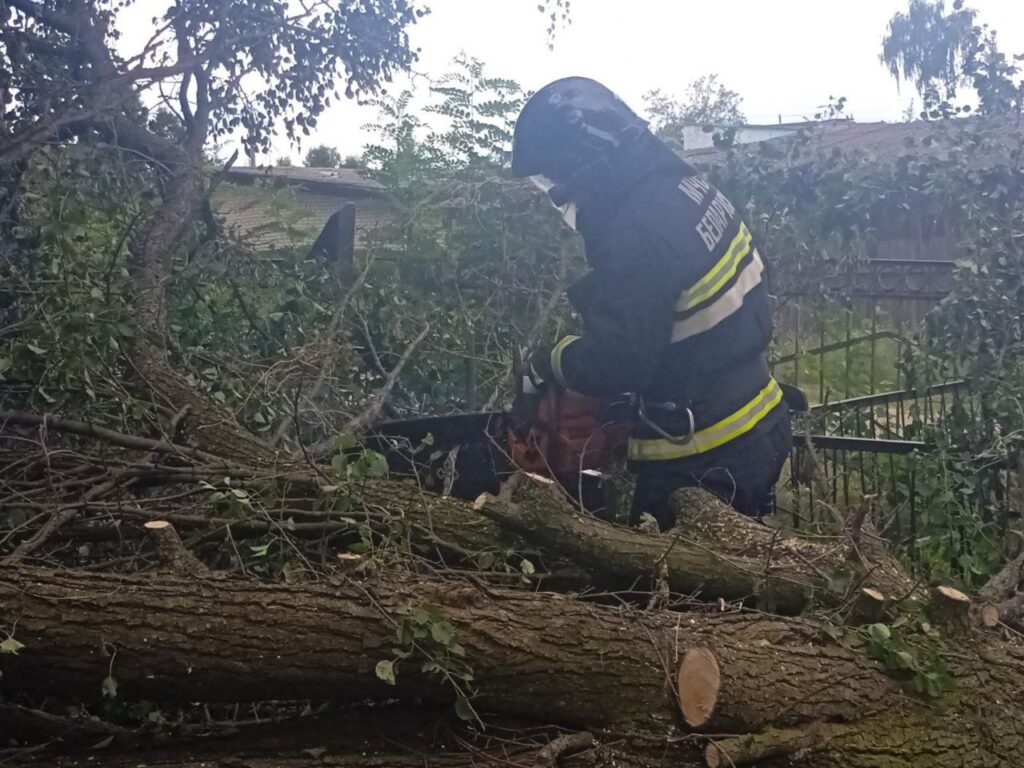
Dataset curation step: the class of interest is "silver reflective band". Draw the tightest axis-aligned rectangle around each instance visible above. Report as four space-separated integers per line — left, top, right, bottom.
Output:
561 202 577 230
678 222 752 312
671 249 765 343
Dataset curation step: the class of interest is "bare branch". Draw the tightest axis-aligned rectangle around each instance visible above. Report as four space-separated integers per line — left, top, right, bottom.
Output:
344 324 432 435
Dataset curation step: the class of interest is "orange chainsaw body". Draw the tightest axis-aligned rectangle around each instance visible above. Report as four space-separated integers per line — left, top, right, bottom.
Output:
507 387 630 478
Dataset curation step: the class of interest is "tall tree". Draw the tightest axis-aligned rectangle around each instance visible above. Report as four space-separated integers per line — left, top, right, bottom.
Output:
304 144 344 167
643 74 745 150
881 0 1021 117
0 0 423 461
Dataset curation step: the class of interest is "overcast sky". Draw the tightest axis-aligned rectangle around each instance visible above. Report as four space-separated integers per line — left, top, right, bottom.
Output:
253 0 1024 163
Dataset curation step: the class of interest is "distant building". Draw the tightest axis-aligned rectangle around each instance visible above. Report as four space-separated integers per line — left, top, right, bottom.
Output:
213 166 395 251
674 121 822 152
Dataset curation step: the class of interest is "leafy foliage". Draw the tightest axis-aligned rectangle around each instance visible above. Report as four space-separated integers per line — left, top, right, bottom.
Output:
881 0 1022 118
644 75 746 150
357 55 582 411
304 145 344 168
378 602 478 721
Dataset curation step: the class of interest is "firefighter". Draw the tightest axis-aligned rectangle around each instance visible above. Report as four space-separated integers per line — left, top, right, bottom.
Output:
511 77 792 532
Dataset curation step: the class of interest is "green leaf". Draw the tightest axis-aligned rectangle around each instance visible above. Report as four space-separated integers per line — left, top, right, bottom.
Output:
475 552 495 571
430 620 456 646
868 623 891 643
893 650 916 670
331 453 347 475
375 659 396 685
519 558 535 576
101 675 118 699
454 695 475 721
348 540 371 555
27 344 46 356
363 451 388 478
335 433 359 451
0 637 25 655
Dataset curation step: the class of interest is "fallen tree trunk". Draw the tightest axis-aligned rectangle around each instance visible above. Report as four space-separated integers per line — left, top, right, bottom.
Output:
2 564 1023 766
474 478 915 613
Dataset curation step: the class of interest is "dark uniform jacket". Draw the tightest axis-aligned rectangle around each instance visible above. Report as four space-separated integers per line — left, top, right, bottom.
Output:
545 138 786 463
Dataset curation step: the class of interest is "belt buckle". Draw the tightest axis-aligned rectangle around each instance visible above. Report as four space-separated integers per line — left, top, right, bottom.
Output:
637 395 695 445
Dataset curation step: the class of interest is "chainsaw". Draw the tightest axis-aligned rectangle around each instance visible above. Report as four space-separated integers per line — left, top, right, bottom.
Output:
363 349 632 512
364 350 808 512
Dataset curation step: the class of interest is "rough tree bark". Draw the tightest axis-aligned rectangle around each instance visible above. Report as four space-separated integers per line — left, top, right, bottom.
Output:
2 558 1023 767
475 477 915 614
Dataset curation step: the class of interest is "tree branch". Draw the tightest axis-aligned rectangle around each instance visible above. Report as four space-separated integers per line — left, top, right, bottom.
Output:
0 410 219 462
344 324 431 435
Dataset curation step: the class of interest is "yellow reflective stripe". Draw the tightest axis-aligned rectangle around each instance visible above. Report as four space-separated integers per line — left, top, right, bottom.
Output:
550 335 581 388
677 223 752 312
628 379 783 461
671 250 764 342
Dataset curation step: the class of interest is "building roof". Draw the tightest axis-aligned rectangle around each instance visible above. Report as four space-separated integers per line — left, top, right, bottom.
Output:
213 166 393 250
222 166 385 195
681 118 1021 166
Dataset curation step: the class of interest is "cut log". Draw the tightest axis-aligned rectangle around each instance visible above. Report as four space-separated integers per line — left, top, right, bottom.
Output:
677 648 720 728
3 565 1024 766
988 592 1024 633
143 520 206 576
981 602 1001 628
931 585 971 631
850 587 888 624
668 488 915 601
474 483 913 614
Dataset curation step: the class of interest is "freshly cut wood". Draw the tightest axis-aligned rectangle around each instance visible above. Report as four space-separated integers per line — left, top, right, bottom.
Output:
677 648 721 728
987 592 1024 633
850 587 887 624
981 602 1001 628
932 585 971 630
143 520 206 575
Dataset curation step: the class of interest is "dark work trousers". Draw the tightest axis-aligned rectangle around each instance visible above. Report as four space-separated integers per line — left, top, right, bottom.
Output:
630 416 792 532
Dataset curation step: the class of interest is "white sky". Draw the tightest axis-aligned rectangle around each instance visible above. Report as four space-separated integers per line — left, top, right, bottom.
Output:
141 0 1024 163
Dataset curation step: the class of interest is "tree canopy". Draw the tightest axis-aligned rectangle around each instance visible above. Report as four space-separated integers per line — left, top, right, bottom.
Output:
644 74 745 150
304 145 344 167
881 0 1021 118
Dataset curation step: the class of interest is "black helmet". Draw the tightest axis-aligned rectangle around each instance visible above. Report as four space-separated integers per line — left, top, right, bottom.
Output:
511 77 648 183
